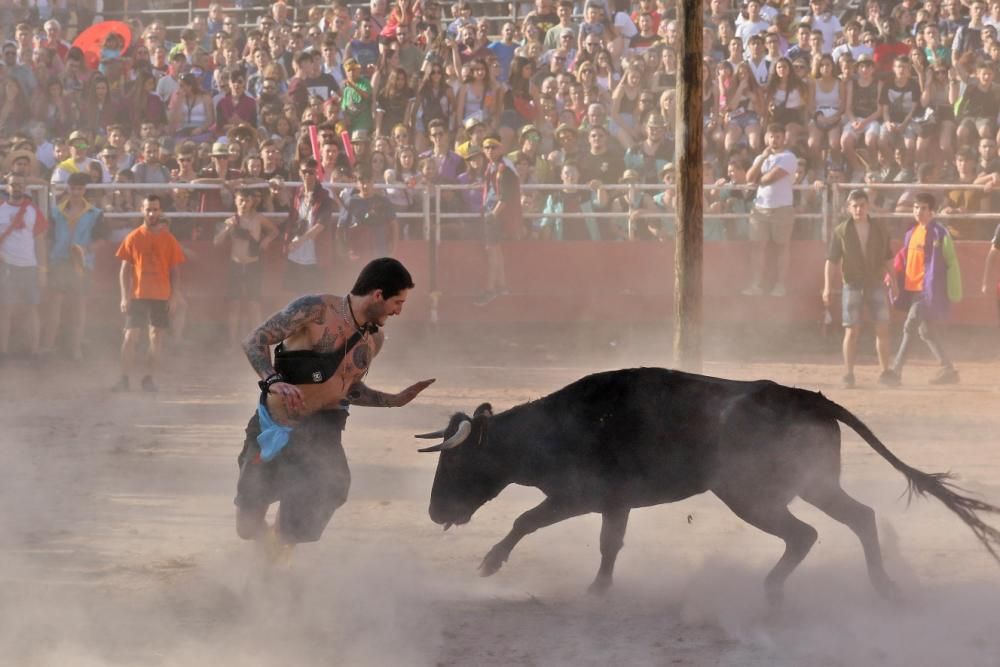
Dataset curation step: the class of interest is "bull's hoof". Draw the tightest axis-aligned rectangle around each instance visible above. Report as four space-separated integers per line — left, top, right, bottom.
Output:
875 577 904 606
587 575 613 595
478 547 507 576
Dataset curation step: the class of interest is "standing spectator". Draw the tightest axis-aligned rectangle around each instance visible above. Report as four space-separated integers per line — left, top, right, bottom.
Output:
475 136 520 305
283 158 335 296
112 194 185 393
130 139 172 200
341 57 373 134
339 166 399 264
0 174 47 362
822 188 895 388
744 123 797 296
42 172 106 361
882 193 963 386
213 188 279 346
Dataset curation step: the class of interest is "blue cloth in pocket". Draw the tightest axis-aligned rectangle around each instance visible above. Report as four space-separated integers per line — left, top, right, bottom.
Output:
256 400 294 462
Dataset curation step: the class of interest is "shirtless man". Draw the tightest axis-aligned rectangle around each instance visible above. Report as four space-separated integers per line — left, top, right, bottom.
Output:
236 257 434 555
213 188 279 346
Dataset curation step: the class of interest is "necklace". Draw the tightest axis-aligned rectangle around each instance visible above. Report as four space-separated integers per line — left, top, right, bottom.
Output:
345 295 367 335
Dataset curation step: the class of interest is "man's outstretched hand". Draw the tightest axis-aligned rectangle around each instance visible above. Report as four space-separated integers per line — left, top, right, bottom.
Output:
393 379 436 407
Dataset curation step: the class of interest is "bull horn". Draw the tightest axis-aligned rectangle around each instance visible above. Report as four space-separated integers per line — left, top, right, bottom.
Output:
414 428 448 439
417 420 472 453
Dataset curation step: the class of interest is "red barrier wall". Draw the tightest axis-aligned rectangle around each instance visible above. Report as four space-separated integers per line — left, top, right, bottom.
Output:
91 240 998 326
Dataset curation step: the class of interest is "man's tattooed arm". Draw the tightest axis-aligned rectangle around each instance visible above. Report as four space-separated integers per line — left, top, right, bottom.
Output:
241 294 326 379
347 382 396 407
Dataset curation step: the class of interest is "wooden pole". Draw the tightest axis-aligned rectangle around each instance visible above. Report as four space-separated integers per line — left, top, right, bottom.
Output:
673 0 704 372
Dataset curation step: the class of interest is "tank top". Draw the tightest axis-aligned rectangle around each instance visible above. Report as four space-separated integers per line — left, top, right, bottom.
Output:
619 89 639 114
464 84 485 118
183 96 208 129
851 79 879 118
813 80 841 111
773 86 804 110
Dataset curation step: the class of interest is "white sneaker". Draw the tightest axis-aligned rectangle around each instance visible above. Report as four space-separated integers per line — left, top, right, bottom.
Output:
770 285 787 297
741 285 764 296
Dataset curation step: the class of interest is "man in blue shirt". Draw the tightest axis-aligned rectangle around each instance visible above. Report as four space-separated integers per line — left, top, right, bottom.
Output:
488 22 518 82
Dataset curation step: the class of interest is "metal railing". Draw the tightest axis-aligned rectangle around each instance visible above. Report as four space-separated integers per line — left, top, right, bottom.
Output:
39 178 1000 293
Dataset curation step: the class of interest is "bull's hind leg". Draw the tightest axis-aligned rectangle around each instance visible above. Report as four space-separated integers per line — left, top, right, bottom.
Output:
479 497 586 577
715 491 818 606
588 506 630 595
800 485 899 601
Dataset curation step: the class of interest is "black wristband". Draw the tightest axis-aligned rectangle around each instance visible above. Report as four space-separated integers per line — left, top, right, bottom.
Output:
258 373 285 393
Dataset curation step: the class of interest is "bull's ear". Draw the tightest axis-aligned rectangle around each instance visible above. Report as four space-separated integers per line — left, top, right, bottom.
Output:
473 403 493 418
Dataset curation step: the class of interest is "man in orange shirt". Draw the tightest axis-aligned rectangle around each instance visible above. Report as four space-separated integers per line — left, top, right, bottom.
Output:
112 195 186 392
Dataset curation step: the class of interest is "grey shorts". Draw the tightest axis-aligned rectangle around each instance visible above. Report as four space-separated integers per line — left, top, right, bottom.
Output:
0 263 41 306
958 116 995 136
879 123 918 141
842 285 890 327
749 206 795 244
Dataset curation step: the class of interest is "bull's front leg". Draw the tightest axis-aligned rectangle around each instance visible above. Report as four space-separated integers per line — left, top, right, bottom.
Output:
588 506 630 595
479 497 586 576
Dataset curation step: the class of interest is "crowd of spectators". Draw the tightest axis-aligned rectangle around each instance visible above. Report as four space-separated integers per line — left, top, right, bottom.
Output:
2 0 1000 244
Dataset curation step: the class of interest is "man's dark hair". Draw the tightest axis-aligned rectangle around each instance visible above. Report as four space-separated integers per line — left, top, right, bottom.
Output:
766 122 786 135
916 162 936 181
351 258 415 299
914 192 937 210
67 172 91 187
295 50 314 65
143 193 162 206
354 163 374 182
299 157 319 171
846 188 868 202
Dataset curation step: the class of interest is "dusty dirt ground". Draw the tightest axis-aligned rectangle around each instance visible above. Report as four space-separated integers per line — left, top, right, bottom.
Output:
2 324 999 667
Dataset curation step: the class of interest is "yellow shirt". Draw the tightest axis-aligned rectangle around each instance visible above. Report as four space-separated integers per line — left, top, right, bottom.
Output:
904 224 927 292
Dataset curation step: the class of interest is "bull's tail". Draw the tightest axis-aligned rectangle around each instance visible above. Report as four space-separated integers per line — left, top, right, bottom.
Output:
815 393 1000 564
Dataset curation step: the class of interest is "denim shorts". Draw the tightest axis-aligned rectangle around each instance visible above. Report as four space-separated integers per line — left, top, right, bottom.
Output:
842 285 889 327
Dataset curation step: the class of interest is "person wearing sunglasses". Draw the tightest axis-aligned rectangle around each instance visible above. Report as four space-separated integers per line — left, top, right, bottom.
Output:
50 131 96 186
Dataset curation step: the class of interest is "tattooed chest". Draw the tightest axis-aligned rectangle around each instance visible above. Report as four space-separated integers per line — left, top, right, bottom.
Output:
310 324 347 353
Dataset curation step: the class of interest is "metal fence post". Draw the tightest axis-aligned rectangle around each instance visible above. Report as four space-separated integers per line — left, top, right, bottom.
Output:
187 0 195 26
822 182 831 242
429 185 440 293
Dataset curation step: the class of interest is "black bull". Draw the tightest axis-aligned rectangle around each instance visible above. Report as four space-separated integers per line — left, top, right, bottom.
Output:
416 368 1000 602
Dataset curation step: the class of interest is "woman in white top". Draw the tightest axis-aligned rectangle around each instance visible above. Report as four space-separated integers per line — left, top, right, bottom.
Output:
168 74 215 142
764 57 810 146
808 54 846 166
